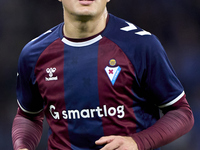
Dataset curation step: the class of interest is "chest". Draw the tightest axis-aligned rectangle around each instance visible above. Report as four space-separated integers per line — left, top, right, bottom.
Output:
34 38 136 110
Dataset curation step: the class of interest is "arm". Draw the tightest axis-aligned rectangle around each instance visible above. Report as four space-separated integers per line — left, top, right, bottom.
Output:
12 107 44 150
96 96 194 150
131 95 194 150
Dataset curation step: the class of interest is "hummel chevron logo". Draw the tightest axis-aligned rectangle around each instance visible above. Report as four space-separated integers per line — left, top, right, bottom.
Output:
120 22 137 31
135 30 151 36
45 67 58 81
31 30 52 42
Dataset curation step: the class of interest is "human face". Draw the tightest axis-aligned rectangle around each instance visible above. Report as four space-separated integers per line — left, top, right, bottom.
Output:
59 0 110 19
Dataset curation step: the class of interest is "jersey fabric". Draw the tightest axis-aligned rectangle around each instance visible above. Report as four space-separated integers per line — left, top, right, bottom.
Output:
16 14 184 150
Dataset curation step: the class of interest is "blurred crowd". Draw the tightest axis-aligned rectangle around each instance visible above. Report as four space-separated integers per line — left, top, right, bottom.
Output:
0 0 199 149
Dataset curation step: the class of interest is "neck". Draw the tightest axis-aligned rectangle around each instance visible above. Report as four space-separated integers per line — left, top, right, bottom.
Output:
63 8 108 39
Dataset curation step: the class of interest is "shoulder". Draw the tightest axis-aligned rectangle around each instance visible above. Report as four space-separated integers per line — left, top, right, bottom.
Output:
103 14 165 65
18 23 64 68
103 14 163 53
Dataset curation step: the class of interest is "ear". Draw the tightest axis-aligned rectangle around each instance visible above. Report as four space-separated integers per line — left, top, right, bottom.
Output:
107 0 110 2
58 0 62 2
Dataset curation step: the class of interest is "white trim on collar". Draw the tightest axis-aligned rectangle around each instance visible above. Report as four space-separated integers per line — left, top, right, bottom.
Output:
61 35 102 47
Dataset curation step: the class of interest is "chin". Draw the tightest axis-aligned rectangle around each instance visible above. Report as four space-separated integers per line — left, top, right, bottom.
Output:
76 9 96 17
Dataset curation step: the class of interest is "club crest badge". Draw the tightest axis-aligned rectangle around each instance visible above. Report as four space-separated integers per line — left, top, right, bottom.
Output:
105 59 121 85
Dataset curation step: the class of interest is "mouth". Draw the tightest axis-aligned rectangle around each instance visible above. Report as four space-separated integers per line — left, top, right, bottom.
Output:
79 0 94 5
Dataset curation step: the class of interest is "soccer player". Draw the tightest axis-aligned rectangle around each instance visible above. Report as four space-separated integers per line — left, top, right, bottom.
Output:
12 0 194 150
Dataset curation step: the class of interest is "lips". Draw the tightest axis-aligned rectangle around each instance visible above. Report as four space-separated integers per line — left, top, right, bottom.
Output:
79 0 94 5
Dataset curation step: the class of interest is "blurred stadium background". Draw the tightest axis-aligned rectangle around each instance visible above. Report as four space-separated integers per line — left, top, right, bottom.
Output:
0 0 199 149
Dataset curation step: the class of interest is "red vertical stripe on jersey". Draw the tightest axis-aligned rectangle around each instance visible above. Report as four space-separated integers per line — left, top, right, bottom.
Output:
35 39 71 149
98 37 137 136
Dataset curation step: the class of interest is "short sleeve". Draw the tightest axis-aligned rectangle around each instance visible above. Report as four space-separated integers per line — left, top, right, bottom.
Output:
16 45 44 114
137 35 184 106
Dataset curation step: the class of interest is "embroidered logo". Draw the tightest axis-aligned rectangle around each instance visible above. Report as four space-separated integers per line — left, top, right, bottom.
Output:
105 59 121 85
109 59 117 66
120 22 137 32
45 68 58 81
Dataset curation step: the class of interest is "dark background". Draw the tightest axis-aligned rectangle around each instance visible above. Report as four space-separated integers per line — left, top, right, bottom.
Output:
0 0 199 149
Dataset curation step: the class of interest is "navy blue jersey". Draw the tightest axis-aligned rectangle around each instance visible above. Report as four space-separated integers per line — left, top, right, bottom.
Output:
16 14 184 150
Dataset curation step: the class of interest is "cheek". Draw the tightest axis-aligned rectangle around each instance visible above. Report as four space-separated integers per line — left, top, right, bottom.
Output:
62 2 76 12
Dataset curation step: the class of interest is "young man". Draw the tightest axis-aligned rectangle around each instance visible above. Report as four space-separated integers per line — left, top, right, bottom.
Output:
12 0 194 150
